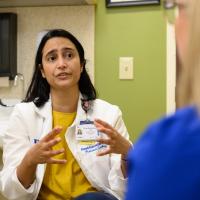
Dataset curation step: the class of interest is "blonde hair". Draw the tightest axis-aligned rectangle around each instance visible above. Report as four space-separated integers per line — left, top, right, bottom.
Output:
177 0 200 108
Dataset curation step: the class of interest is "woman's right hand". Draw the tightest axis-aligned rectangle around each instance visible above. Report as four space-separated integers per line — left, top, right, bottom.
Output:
26 126 66 166
16 127 66 188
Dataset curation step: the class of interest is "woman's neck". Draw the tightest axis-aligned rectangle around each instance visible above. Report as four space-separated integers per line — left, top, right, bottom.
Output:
51 87 79 113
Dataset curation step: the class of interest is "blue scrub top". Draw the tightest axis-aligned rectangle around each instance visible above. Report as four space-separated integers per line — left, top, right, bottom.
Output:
126 106 200 200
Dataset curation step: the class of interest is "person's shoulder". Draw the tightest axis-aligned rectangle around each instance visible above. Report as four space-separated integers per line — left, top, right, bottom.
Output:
130 106 200 157
170 105 198 120
149 105 198 134
93 98 120 112
8 102 38 123
127 106 200 200
14 101 36 112
93 99 122 116
13 101 47 119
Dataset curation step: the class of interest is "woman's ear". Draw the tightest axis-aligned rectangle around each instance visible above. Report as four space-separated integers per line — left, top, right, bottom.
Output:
81 60 86 73
39 64 45 78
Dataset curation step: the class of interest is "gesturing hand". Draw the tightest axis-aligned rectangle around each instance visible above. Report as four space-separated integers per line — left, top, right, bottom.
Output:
94 119 132 157
26 126 67 166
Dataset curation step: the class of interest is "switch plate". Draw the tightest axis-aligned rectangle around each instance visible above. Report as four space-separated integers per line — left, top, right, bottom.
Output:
119 57 133 79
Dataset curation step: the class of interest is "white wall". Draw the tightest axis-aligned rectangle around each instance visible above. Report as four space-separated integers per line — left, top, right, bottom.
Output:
0 7 94 199
0 5 95 99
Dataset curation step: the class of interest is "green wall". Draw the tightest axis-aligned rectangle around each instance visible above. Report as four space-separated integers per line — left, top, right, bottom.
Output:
95 1 166 141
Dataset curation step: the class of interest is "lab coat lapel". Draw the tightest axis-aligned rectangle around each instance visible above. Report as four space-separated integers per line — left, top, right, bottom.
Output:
34 99 52 140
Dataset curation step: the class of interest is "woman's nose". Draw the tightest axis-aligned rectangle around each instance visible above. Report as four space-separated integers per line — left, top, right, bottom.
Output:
57 56 67 69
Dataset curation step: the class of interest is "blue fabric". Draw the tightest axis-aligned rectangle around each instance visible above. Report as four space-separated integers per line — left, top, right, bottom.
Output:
74 191 118 200
126 106 200 200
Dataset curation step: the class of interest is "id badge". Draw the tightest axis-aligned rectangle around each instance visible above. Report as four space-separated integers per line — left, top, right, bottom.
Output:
76 120 100 141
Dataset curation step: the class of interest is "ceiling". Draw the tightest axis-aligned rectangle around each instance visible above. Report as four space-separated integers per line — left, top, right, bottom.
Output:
0 0 96 7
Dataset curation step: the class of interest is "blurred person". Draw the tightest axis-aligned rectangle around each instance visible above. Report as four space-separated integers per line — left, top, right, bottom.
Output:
126 0 200 199
0 29 131 200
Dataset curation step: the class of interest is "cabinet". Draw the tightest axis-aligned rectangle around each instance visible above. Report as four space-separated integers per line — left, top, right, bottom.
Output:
0 13 17 80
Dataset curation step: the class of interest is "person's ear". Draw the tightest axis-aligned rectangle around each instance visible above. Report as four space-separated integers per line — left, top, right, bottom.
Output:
39 64 45 78
81 60 86 73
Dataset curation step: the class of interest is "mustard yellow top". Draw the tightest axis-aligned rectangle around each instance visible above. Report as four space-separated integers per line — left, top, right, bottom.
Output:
38 111 96 200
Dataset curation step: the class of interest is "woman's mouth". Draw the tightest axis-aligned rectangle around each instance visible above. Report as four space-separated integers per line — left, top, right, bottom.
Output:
56 72 71 79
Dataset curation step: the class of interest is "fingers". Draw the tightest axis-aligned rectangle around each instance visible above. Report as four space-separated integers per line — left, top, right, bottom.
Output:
41 126 63 142
44 148 65 157
96 147 111 156
96 138 112 145
94 119 117 138
48 158 67 164
95 119 130 156
97 127 115 138
94 119 114 130
45 137 62 149
32 127 67 164
38 148 66 164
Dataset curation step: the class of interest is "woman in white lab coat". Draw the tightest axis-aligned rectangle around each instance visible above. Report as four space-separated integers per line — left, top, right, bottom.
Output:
0 29 131 200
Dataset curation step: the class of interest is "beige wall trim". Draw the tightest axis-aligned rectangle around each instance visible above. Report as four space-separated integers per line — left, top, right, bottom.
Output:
166 22 176 114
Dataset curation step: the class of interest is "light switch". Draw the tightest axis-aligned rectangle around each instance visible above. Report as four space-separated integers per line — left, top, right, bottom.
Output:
119 57 133 79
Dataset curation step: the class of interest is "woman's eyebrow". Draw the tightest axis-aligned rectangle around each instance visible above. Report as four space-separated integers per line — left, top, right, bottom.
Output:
44 47 75 57
61 47 75 52
45 49 57 57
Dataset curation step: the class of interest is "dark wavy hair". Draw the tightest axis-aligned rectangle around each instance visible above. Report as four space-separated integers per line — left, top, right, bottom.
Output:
24 29 96 107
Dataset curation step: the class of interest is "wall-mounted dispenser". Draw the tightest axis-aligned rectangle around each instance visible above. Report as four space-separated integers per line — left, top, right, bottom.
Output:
0 13 17 80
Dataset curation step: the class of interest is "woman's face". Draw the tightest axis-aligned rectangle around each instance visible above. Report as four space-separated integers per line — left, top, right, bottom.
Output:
41 37 82 91
175 0 189 64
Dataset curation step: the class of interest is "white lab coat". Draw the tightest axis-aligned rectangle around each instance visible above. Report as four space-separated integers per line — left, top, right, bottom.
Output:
0 96 130 200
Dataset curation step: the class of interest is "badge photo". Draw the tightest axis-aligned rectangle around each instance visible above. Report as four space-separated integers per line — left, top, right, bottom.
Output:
76 120 100 141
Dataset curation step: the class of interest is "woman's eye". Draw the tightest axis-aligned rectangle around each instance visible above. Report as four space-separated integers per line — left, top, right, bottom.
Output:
47 56 56 62
65 52 73 59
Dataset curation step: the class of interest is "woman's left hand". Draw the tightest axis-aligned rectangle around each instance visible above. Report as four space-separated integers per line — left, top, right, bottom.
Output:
94 119 132 157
